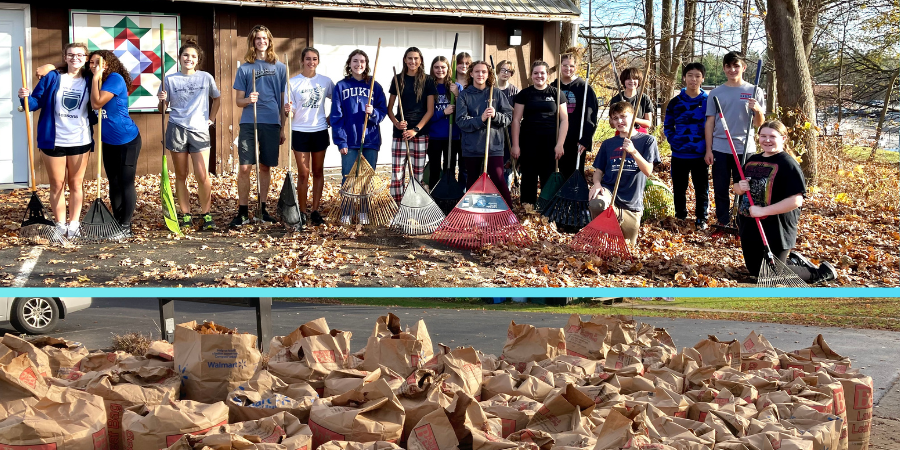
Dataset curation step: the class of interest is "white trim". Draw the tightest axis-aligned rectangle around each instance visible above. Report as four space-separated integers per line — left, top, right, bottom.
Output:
0 2 31 186
172 0 581 23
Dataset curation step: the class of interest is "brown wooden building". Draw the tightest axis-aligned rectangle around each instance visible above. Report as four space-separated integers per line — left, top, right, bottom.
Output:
4 0 579 185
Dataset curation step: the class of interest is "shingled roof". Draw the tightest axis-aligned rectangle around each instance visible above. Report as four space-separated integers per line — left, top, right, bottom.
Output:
185 0 582 21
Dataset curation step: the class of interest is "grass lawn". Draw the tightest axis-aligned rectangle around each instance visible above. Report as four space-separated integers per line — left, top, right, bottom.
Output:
280 297 900 331
844 145 899 164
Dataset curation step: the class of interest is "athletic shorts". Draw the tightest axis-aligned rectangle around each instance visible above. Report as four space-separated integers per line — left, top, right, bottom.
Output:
41 143 91 157
238 123 282 167
166 123 211 153
292 129 329 153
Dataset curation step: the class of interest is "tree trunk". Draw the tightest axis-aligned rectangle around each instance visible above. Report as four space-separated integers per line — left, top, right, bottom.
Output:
766 0 818 183
869 67 899 160
741 0 751 55
559 0 579 51
659 0 673 125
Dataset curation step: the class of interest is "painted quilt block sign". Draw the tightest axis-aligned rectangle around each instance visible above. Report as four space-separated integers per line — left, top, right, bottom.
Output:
70 10 180 111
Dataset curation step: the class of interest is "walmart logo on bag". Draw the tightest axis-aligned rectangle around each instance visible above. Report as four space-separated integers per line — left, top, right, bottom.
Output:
206 359 247 369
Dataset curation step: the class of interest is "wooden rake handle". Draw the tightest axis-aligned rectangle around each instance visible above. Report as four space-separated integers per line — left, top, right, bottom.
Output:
610 55 650 202
18 47 36 193
354 38 381 176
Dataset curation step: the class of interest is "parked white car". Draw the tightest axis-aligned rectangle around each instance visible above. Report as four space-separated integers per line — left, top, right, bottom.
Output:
0 297 92 335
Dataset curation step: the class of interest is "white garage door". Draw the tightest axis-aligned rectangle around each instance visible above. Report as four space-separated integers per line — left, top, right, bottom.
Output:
0 6 28 184
313 17 483 168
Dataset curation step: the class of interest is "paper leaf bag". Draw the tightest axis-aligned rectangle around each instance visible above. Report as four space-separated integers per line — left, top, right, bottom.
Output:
123 400 229 450
174 321 261 403
308 378 406 449
362 314 434 377
0 385 109 450
501 322 566 370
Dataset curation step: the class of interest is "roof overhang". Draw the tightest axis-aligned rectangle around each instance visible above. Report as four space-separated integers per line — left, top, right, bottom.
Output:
174 0 583 23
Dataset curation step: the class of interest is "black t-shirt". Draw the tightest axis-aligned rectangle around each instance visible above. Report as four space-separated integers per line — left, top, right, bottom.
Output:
515 85 564 134
738 151 806 250
609 92 653 130
560 78 599 149
389 73 438 138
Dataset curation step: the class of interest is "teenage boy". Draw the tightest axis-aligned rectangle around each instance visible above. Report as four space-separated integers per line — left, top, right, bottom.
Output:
588 101 660 246
664 62 709 230
704 51 765 228
231 25 288 227
609 67 654 133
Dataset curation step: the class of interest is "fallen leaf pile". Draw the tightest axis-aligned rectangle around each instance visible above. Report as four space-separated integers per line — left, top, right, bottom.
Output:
0 135 896 287
195 321 246 335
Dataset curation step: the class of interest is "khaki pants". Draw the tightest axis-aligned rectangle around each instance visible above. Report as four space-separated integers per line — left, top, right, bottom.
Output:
588 187 641 246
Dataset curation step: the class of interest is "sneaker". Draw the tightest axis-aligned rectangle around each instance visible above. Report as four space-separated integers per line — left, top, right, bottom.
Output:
787 251 817 271
229 213 250 228
66 222 81 239
358 212 369 225
202 214 216 231
260 209 276 223
180 214 192 228
119 223 134 239
55 222 67 236
310 210 324 226
695 220 708 231
808 261 838 285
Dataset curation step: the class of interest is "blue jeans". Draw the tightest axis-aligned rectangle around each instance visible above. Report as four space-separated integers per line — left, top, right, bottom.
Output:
341 147 379 183
712 151 742 225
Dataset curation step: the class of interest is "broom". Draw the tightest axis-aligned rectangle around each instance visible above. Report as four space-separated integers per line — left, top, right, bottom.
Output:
713 97 806 287
430 33 465 215
570 56 652 260
542 55 593 230
278 53 303 231
17 47 69 246
328 38 398 226
79 57 127 243
535 58 565 212
158 24 182 236
389 67 445 235
432 64 531 250
713 59 764 236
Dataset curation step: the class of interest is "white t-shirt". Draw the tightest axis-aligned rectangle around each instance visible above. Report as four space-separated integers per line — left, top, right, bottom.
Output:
54 75 91 147
164 71 221 133
286 73 333 132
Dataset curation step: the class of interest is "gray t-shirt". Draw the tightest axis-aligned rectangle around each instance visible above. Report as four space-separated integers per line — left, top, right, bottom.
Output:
593 133 661 212
705 82 766 154
164 71 220 132
233 60 287 125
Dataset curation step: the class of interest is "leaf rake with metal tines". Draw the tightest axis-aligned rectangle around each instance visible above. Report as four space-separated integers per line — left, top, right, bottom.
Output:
642 177 675 221
17 47 69 246
713 96 807 288
328 38 398 226
278 54 304 231
542 56 593 231
78 58 127 244
535 61 565 213
432 63 530 250
389 66 445 235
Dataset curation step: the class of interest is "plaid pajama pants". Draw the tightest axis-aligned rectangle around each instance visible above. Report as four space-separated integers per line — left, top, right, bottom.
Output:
390 136 428 203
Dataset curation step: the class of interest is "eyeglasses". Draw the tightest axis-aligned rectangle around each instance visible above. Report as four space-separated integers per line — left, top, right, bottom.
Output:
499 69 513 74
66 53 86 59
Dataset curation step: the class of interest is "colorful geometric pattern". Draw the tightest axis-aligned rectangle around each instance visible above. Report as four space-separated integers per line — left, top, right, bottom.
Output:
70 10 180 111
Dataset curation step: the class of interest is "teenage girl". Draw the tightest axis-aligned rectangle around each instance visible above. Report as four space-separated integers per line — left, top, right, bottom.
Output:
425 56 462 189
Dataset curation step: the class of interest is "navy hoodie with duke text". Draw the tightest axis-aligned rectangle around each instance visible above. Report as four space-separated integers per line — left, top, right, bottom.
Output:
330 76 388 151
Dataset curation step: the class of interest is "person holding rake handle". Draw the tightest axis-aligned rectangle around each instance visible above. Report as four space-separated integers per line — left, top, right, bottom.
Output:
88 50 142 238
18 43 95 239
157 39 221 231
732 119 837 284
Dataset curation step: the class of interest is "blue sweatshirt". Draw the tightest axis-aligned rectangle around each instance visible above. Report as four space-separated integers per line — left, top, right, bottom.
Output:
663 88 707 159
330 76 388 151
428 82 461 140
21 70 96 150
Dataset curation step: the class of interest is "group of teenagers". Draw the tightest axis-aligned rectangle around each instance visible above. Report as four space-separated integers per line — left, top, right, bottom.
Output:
19 25 836 284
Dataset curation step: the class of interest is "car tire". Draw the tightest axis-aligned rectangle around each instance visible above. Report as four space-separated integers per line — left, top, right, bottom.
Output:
10 297 59 335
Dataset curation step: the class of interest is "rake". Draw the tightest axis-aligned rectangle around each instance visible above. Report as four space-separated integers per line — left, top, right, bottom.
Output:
430 33 465 215
17 47 69 246
642 176 675 221
328 38 398 226
432 64 531 250
713 59 763 236
79 58 128 243
713 97 806 287
570 56 652 260
389 66 445 235
278 53 304 231
535 61 564 212
159 24 182 236
542 56 593 231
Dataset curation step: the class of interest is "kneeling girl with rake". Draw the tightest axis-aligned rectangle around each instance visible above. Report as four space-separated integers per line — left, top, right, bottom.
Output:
731 119 837 285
